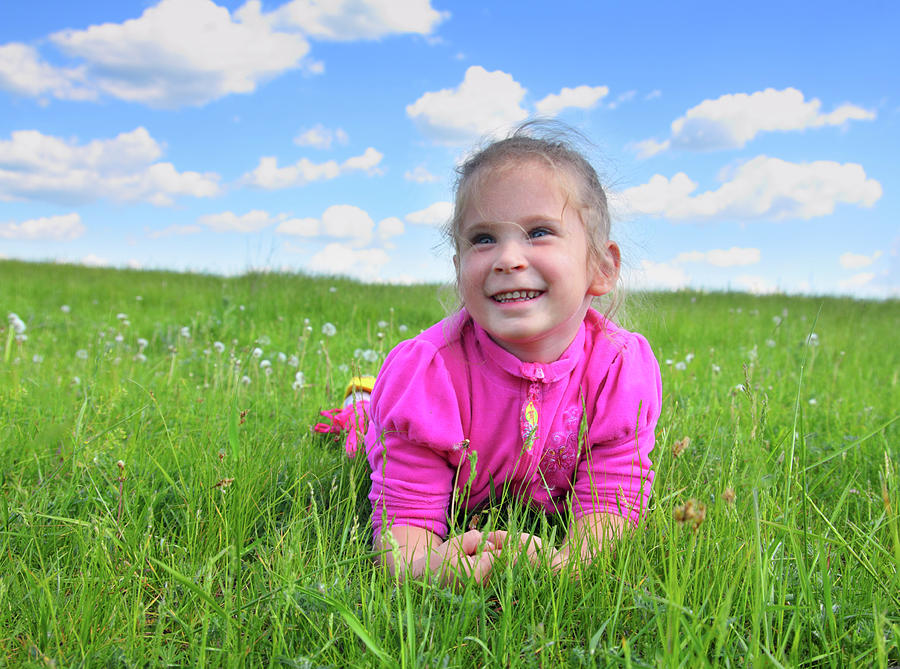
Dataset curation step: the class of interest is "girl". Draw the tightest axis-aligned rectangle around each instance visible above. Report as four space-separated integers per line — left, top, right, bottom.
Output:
365 122 662 583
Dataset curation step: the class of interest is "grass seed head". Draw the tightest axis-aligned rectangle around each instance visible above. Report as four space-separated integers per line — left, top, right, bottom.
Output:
672 436 691 457
674 499 707 530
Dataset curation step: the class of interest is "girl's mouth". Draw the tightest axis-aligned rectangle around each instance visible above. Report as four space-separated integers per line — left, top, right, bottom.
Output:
491 290 543 303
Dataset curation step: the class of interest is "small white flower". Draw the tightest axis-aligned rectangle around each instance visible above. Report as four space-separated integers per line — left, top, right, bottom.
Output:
773 316 782 326
117 313 128 321
260 359 271 369
8 313 26 334
712 364 721 374
765 339 776 348
287 354 299 367
15 334 27 343
675 361 687 371
294 371 305 384
264 366 273 377
665 359 673 366
362 349 378 363
277 352 287 363
303 318 310 326
256 335 271 346
76 349 88 359
135 295 143 301
329 286 337 293
806 333 819 346
321 322 336 337
32 354 43 363
399 324 408 333
115 333 124 343
808 398 817 405
377 320 388 329
213 341 225 354
134 353 147 363
292 380 303 391
685 353 694 363
122 320 130 328
60 305 71 314
241 375 251 385
239 305 245 311
252 347 263 358
180 326 191 339
137 337 148 349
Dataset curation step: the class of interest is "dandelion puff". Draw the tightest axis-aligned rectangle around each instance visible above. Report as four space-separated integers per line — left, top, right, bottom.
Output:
808 398 817 405
277 352 287 363
252 347 263 358
134 353 147 363
117 313 128 321
377 320 388 329
115 333 124 343
60 305 71 314
15 334 27 343
294 371 305 385
303 318 310 326
260 359 271 369
329 286 337 293
292 380 303 391
287 354 299 367
711 364 721 374
135 295 143 302
122 320 130 328
180 326 191 339
32 354 43 363
685 353 694 363
399 324 408 333
213 341 225 354
241 375 251 386
73 376 81 385
337 363 349 374
773 316 782 326
806 333 819 346
137 337 148 350
675 361 687 371
765 339 776 348
239 305 245 311
322 322 336 337
76 349 88 360
665 359 673 366
8 313 26 334
264 366 273 377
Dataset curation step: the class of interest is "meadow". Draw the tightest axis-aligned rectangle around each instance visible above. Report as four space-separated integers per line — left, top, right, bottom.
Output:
2 258 898 668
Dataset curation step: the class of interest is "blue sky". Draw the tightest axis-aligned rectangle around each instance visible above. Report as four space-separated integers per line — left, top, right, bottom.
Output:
1 0 897 297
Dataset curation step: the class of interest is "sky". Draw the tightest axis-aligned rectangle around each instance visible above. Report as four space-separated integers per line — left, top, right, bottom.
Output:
1 0 898 298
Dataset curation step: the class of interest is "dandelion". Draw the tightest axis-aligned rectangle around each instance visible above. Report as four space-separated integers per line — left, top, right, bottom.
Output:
73 376 81 385
329 286 337 293
8 313 26 334
773 315 782 326
399 324 408 333
241 375 251 386
808 398 817 406
665 359 673 366
121 320 130 328
377 320 388 329
260 359 271 369
239 304 245 311
213 341 225 354
115 333 124 343
277 352 287 363
15 334 27 343
322 322 337 337
134 353 147 363
135 295 143 301
685 353 694 363
32 354 43 364
675 361 687 371
765 338 776 348
60 305 71 314
117 313 128 321
806 333 819 346
292 380 303 391
711 364 721 374
137 337 148 350
257 335 271 346
287 354 299 367
294 371 305 385
672 436 691 457
180 326 191 339
362 349 378 363
76 349 88 360
251 347 263 358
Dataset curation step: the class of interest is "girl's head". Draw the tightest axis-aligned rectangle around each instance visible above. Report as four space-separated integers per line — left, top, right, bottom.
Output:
447 121 621 362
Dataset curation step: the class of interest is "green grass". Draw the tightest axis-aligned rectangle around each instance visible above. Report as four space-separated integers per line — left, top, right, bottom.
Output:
2 258 899 667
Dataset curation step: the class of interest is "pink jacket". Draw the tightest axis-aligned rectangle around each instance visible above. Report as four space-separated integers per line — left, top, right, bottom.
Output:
366 308 662 538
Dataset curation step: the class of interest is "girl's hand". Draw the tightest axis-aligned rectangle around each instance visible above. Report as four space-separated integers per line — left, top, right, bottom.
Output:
416 529 503 585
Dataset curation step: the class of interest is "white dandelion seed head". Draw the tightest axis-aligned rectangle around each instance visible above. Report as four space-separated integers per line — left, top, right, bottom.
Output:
180 326 191 339
665 359 673 366
303 318 310 326
377 320 388 329
773 316 782 326
304 325 313 334
60 305 71 314
134 353 147 363
115 333 124 343
712 364 721 374
241 375 251 386
675 361 687 371
287 355 299 367
321 322 336 337
292 380 303 391
806 333 819 346
122 320 130 328
399 324 408 333
329 286 337 293
337 363 349 374
277 352 287 363
32 354 43 363
294 371 305 384
260 359 271 369
137 337 148 349
257 335 271 346
73 376 81 385
76 349 88 360
252 347 263 358
765 339 776 348
239 305 245 311
362 349 378 363
213 341 225 354
685 353 694 363
8 313 26 334
15 334 27 343
135 295 143 301
264 366 273 376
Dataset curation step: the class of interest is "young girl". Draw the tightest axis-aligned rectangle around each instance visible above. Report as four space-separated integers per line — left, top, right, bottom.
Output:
364 122 661 583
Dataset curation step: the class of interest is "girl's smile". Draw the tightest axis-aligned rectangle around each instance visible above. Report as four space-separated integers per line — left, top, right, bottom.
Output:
455 160 618 362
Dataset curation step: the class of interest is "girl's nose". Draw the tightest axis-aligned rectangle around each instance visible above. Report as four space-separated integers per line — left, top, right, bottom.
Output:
492 239 528 273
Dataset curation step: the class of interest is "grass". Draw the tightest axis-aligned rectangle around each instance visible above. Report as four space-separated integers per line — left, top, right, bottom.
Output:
1 258 899 667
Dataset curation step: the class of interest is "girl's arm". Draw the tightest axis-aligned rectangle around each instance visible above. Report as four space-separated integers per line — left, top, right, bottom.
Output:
376 525 543 584
551 511 626 572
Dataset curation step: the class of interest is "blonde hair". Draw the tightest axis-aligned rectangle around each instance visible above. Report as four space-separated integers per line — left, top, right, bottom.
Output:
446 120 621 314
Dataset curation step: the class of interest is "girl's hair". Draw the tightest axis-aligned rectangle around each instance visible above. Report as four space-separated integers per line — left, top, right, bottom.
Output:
446 119 622 314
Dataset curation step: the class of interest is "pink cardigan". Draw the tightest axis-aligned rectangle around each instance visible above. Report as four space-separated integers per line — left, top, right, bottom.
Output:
366 308 662 538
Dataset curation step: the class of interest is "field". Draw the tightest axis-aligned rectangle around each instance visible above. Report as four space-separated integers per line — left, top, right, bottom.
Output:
2 258 899 667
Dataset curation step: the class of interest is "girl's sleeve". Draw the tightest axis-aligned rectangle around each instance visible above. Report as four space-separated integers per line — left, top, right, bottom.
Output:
365 339 466 538
573 332 662 526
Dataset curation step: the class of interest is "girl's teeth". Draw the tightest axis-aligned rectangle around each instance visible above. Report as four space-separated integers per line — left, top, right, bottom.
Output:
495 290 540 302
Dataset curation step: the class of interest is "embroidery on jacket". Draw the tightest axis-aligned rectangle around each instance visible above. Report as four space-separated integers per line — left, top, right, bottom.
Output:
540 407 581 473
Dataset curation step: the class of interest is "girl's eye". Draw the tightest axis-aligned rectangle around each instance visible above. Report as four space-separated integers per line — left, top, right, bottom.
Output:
471 233 494 245
529 227 551 239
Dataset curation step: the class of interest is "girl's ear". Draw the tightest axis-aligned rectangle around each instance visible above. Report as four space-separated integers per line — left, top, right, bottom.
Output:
587 241 621 296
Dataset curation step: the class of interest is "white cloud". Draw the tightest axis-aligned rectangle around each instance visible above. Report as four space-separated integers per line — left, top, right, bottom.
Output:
631 138 671 159
0 127 220 205
80 253 109 267
377 216 405 240
534 85 609 116
838 272 876 290
267 0 448 40
407 66 528 144
673 247 760 267
625 259 690 291
406 201 452 226
735 274 779 295
0 213 85 241
243 147 383 189
321 204 375 245
405 165 439 183
0 43 95 101
621 156 882 222
638 87 876 154
148 224 202 238
294 124 349 149
607 90 636 110
839 250 882 269
276 217 319 237
43 0 311 108
307 242 390 281
199 210 274 233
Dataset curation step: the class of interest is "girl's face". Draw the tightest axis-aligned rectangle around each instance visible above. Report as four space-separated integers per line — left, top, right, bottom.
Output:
455 160 619 363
